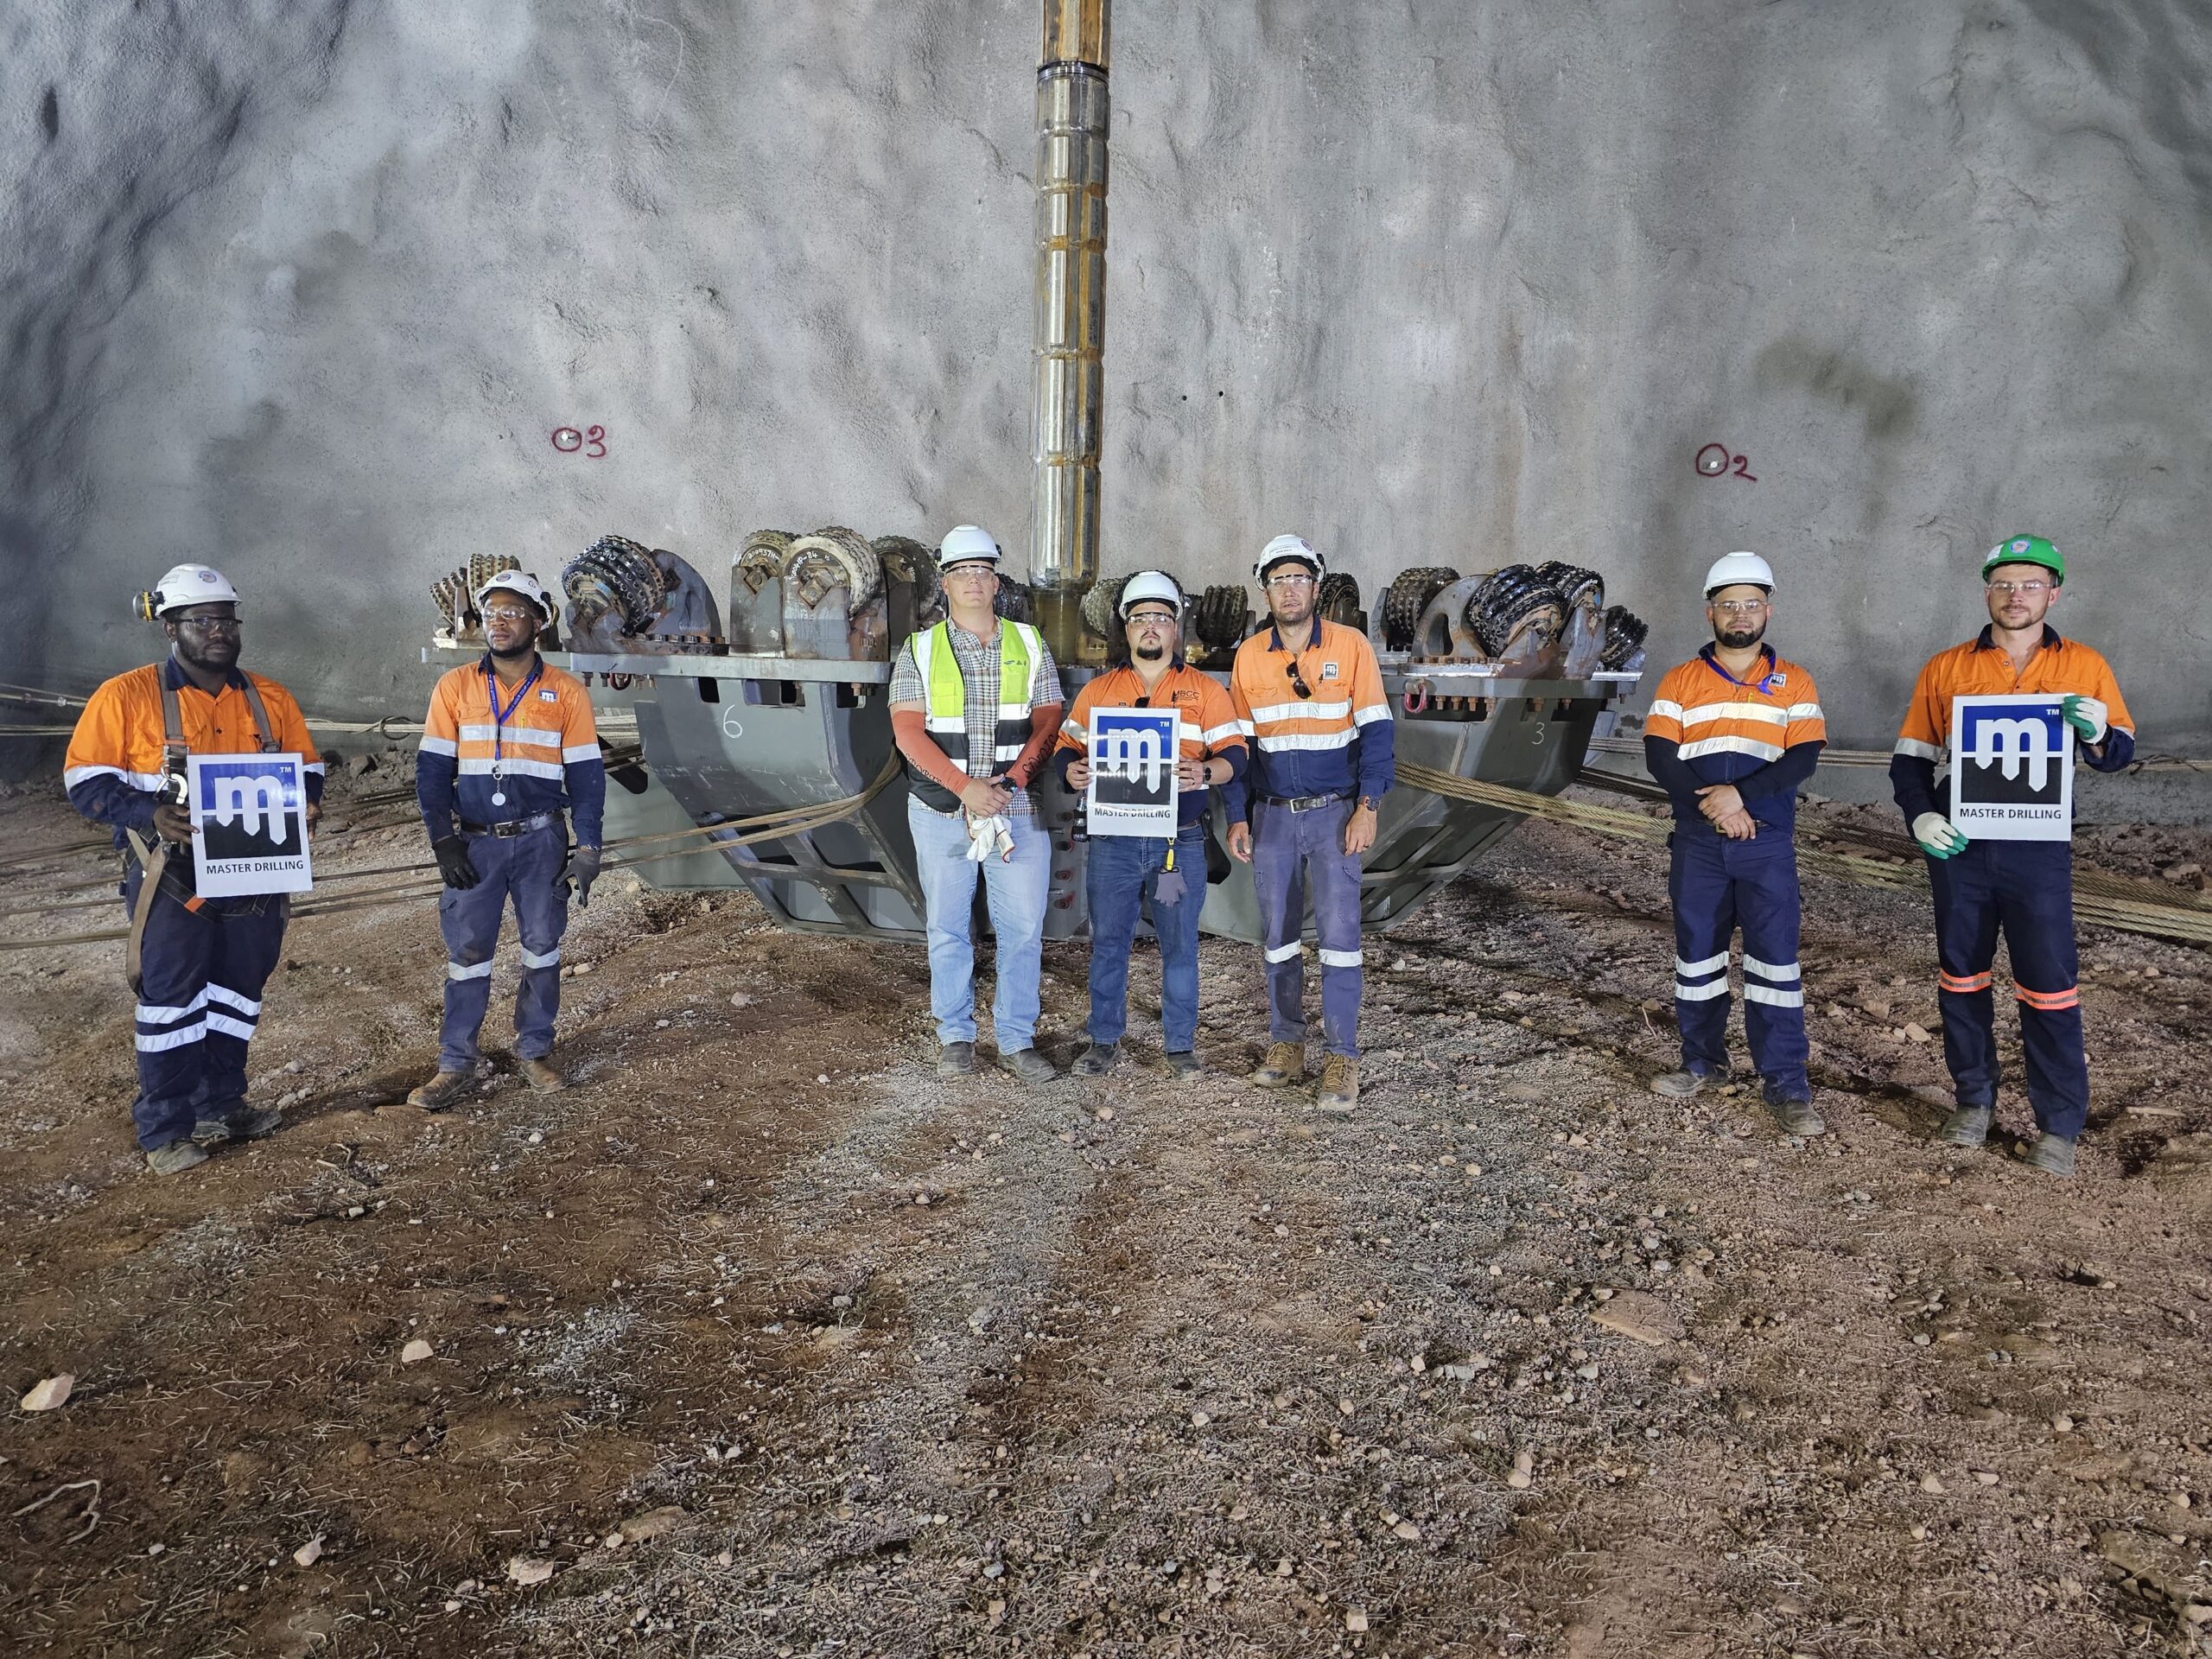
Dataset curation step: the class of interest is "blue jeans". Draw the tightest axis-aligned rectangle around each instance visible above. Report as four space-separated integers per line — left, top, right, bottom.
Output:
1085 824 1206 1052
437 823 569 1071
907 798 1049 1051
1249 797 1366 1058
1668 828 1809 1097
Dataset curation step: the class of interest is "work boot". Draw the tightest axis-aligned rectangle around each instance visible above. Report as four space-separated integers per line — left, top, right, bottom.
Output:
1649 1069 1713 1100
408 1070 471 1112
1762 1083 1826 1138
2017 1133 2078 1178
192 1104 285 1147
1164 1050 1202 1079
522 1057 566 1093
1250 1042 1306 1089
1000 1046 1058 1085
1071 1042 1119 1077
1936 1105 1993 1148
938 1040 976 1077
145 1140 210 1176
1316 1055 1361 1114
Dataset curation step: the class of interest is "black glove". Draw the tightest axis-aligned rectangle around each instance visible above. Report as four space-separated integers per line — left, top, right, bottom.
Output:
568 843 602 907
432 835 480 890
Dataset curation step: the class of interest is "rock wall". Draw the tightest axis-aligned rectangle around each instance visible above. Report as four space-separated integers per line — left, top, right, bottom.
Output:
5 0 2208 748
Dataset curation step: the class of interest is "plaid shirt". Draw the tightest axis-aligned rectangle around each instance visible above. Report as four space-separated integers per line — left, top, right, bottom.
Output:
890 616 1062 813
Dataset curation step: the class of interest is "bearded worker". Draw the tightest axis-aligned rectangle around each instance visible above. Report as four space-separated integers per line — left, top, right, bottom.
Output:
1643 552 1828 1136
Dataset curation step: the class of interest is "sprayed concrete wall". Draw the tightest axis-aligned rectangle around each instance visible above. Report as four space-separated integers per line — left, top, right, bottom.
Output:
4 0 2208 751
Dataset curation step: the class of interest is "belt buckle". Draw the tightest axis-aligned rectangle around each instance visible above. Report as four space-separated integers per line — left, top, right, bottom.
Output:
495 819 526 838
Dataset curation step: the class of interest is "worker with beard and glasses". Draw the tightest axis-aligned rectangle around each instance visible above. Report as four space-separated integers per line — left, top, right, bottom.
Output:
1642 552 1828 1136
63 564 324 1174
1891 535 2133 1178
1054 571 1247 1077
409 570 605 1110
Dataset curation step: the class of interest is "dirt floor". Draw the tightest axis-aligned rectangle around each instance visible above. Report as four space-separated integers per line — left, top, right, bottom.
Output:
5 773 2212 1659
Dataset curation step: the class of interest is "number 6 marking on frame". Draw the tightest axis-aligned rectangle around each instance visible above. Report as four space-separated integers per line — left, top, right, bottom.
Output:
1694 442 1757 482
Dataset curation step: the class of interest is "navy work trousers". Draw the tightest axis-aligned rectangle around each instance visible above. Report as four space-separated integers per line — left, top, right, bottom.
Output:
124 868 288 1152
437 823 569 1071
1084 823 1207 1052
1925 838 2088 1139
1250 798 1365 1058
1668 828 1809 1096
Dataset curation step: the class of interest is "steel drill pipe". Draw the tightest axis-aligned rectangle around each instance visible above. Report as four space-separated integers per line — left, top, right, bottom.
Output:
1029 0 1109 659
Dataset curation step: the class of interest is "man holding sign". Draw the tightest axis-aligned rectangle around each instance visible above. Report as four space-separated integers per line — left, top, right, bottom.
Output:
1055 572 1246 1077
63 565 323 1174
1891 535 2134 1175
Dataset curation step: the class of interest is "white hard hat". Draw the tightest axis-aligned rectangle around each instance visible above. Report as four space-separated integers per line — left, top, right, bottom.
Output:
1254 533 1324 584
150 564 240 616
475 569 551 618
1702 550 1775 596
938 524 1001 569
1117 569 1184 618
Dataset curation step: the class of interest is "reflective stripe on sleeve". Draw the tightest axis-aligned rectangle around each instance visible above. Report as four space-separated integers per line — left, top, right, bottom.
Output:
562 743 601 763
1785 702 1824 721
1201 720 1243 745
418 736 460 758
1351 704 1391 727
1892 738 1942 761
1646 700 1685 721
63 764 167 791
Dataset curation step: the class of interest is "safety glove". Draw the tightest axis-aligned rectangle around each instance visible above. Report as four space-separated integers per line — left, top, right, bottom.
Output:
431 835 481 890
1910 812 1968 860
567 843 602 907
2060 695 2108 746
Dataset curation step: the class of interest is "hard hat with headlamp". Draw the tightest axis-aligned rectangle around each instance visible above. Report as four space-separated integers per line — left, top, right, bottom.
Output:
133 564 240 621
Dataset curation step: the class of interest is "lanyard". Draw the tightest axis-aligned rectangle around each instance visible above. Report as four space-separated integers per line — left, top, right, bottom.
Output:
485 660 543 777
1702 645 1779 696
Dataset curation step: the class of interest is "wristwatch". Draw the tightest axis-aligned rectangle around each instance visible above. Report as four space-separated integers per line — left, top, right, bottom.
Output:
1357 795 1381 811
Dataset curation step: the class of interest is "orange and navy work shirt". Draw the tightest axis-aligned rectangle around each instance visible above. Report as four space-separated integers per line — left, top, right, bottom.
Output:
1643 646 1826 833
1223 617 1395 820
63 657 323 848
417 654 606 844
1890 623 2134 823
1052 662 1249 829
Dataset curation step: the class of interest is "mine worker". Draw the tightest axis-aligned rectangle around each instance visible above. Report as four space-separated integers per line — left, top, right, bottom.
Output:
888 525 1065 1083
62 564 324 1174
1223 533 1395 1112
1643 551 1828 1136
1891 535 2134 1178
408 571 605 1109
1055 571 1248 1077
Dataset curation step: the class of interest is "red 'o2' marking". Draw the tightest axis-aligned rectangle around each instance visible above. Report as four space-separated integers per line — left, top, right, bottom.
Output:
551 427 582 452
1694 442 1757 482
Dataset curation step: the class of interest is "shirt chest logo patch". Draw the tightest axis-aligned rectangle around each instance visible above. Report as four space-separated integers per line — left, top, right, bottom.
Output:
1320 662 1340 681
538 689 558 702
1769 673 1787 690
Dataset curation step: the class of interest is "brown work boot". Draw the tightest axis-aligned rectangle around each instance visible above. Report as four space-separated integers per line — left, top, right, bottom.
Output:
522 1056 567 1093
407 1070 470 1112
1316 1055 1361 1114
1250 1041 1306 1088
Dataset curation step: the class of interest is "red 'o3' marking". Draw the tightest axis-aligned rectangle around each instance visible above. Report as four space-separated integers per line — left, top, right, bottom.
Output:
1694 442 1729 476
551 427 583 452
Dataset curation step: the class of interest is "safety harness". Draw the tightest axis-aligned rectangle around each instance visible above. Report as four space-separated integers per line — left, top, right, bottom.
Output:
123 671 281 992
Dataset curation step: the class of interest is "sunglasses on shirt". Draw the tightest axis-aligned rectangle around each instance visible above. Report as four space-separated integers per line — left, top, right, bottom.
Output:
1283 657 1315 701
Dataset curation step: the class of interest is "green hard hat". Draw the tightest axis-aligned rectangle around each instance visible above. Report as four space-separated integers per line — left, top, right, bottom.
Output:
1980 533 2064 586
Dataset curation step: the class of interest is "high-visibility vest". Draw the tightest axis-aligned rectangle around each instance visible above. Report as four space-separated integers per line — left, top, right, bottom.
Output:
908 619 1041 810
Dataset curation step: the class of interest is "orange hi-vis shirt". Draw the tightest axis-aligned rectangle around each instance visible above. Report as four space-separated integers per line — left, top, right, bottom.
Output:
417 656 605 844
1643 648 1827 766
1890 624 2134 825
1224 617 1395 817
63 658 322 848
1055 663 1247 828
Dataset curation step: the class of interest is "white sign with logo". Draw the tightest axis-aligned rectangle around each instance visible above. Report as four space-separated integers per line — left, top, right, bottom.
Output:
1949 695 2073 842
1084 708 1181 839
188 752 315 896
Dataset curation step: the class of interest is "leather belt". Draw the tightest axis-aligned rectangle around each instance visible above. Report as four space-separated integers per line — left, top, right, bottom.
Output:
1259 793 1351 813
461 811 563 839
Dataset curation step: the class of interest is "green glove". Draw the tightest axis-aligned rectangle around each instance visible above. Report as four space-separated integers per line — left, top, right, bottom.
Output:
1911 812 1967 860
2060 695 2107 745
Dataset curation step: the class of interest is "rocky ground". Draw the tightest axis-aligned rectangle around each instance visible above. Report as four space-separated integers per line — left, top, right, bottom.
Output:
3 776 2211 1659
